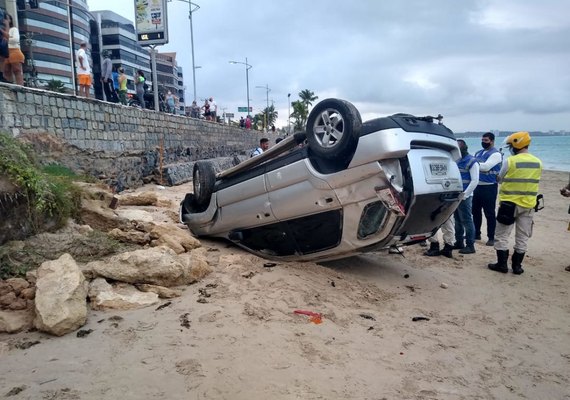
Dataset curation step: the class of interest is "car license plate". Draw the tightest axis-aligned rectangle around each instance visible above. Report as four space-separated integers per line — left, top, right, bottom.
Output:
429 162 447 177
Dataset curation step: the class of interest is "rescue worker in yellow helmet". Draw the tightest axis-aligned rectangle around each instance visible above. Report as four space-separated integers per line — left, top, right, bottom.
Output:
488 131 542 275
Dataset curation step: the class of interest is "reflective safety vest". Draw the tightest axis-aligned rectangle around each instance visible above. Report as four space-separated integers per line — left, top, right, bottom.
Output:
499 153 542 208
457 154 477 191
474 147 501 184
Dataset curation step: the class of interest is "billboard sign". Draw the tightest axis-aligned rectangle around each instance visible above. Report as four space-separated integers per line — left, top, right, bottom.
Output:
135 0 169 46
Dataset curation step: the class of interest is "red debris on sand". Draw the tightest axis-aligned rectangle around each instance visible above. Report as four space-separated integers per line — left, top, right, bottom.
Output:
294 310 323 324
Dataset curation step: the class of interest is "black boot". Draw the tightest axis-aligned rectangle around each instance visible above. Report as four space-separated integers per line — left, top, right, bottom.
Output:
488 250 509 273
453 241 465 250
424 242 440 256
511 251 525 275
440 243 453 258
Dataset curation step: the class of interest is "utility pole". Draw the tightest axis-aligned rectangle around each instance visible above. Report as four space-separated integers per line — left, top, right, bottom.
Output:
288 93 291 135
255 84 270 132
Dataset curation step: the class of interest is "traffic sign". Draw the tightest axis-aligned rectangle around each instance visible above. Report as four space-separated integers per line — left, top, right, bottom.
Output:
238 107 252 112
226 113 235 118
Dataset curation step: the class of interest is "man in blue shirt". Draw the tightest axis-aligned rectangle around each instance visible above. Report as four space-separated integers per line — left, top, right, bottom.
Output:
473 132 502 246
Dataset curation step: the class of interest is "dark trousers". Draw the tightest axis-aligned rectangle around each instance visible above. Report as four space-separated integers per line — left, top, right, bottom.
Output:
472 184 498 240
455 197 475 247
103 79 118 103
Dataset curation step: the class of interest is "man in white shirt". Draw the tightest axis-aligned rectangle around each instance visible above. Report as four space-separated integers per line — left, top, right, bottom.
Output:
77 42 91 98
209 97 217 121
454 139 480 254
250 138 269 157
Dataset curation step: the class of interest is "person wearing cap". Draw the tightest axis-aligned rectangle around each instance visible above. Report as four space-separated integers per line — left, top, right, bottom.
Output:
453 139 480 254
488 131 542 275
77 42 92 98
100 50 117 102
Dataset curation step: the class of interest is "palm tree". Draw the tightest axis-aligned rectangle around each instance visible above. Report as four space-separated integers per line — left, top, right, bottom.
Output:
291 100 308 131
299 89 318 107
263 104 278 127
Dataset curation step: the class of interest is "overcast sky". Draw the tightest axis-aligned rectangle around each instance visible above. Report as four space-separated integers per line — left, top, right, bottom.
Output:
87 0 570 132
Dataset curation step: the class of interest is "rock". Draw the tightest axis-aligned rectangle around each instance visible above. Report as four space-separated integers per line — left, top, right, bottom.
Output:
0 292 17 308
76 182 115 204
440 282 448 289
20 287 36 300
135 284 181 299
6 278 29 295
186 247 212 282
86 246 209 287
117 191 158 206
88 279 159 310
0 281 12 297
149 223 201 254
80 198 127 232
0 309 35 333
108 228 150 245
25 270 37 285
115 209 155 223
7 298 28 311
34 254 88 336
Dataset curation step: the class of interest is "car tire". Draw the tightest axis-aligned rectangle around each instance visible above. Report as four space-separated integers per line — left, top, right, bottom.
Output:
193 161 216 209
306 98 362 162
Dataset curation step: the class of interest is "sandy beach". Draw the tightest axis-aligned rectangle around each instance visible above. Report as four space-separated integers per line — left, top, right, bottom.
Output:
1 170 569 400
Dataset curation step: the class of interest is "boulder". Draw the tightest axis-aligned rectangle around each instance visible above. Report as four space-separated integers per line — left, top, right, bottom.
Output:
115 209 155 223
85 246 210 287
7 298 28 311
79 198 127 232
0 281 12 297
117 191 158 206
184 247 212 282
34 253 88 336
6 278 29 295
0 292 17 308
25 270 37 285
149 223 201 254
135 284 181 299
108 228 150 245
88 279 159 310
0 309 34 333
20 287 36 300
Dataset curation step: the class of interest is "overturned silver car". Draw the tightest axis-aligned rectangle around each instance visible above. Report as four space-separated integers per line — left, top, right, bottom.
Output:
180 98 463 262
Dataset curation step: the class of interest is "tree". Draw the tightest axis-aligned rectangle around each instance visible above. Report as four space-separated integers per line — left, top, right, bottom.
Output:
45 79 66 93
264 104 278 127
299 89 318 107
290 100 308 131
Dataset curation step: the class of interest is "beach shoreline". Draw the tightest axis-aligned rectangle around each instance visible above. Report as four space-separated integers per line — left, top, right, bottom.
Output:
0 171 569 400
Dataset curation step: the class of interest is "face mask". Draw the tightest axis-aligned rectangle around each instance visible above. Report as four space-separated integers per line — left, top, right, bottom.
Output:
481 142 491 149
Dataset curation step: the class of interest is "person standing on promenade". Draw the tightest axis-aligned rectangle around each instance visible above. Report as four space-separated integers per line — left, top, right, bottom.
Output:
454 139 479 254
76 42 91 98
488 131 542 275
4 13 25 85
101 50 117 102
190 100 200 118
473 132 502 246
135 70 146 109
209 97 217 121
117 67 127 105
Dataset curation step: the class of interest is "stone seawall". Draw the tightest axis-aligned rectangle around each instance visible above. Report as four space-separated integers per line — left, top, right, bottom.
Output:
0 83 276 190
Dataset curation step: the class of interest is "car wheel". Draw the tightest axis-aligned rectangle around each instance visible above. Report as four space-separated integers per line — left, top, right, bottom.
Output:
306 98 362 162
193 161 216 208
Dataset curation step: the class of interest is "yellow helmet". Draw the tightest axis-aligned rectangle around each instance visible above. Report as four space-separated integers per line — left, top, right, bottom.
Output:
506 131 531 149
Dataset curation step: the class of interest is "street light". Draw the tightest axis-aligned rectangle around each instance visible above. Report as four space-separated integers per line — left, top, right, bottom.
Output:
255 84 270 131
288 93 291 135
229 58 252 117
167 0 200 102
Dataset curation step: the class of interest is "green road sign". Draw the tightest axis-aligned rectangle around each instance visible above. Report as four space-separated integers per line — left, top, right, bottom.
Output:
238 107 252 112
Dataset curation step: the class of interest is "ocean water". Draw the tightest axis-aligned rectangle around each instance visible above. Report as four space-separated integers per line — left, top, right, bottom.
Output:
460 136 570 172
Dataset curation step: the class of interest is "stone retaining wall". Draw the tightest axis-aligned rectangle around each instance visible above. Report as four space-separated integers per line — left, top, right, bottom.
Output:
0 83 277 190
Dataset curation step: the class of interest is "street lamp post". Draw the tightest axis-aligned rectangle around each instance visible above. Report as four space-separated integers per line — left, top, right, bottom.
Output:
229 58 252 117
168 0 200 102
255 84 270 131
288 93 291 135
